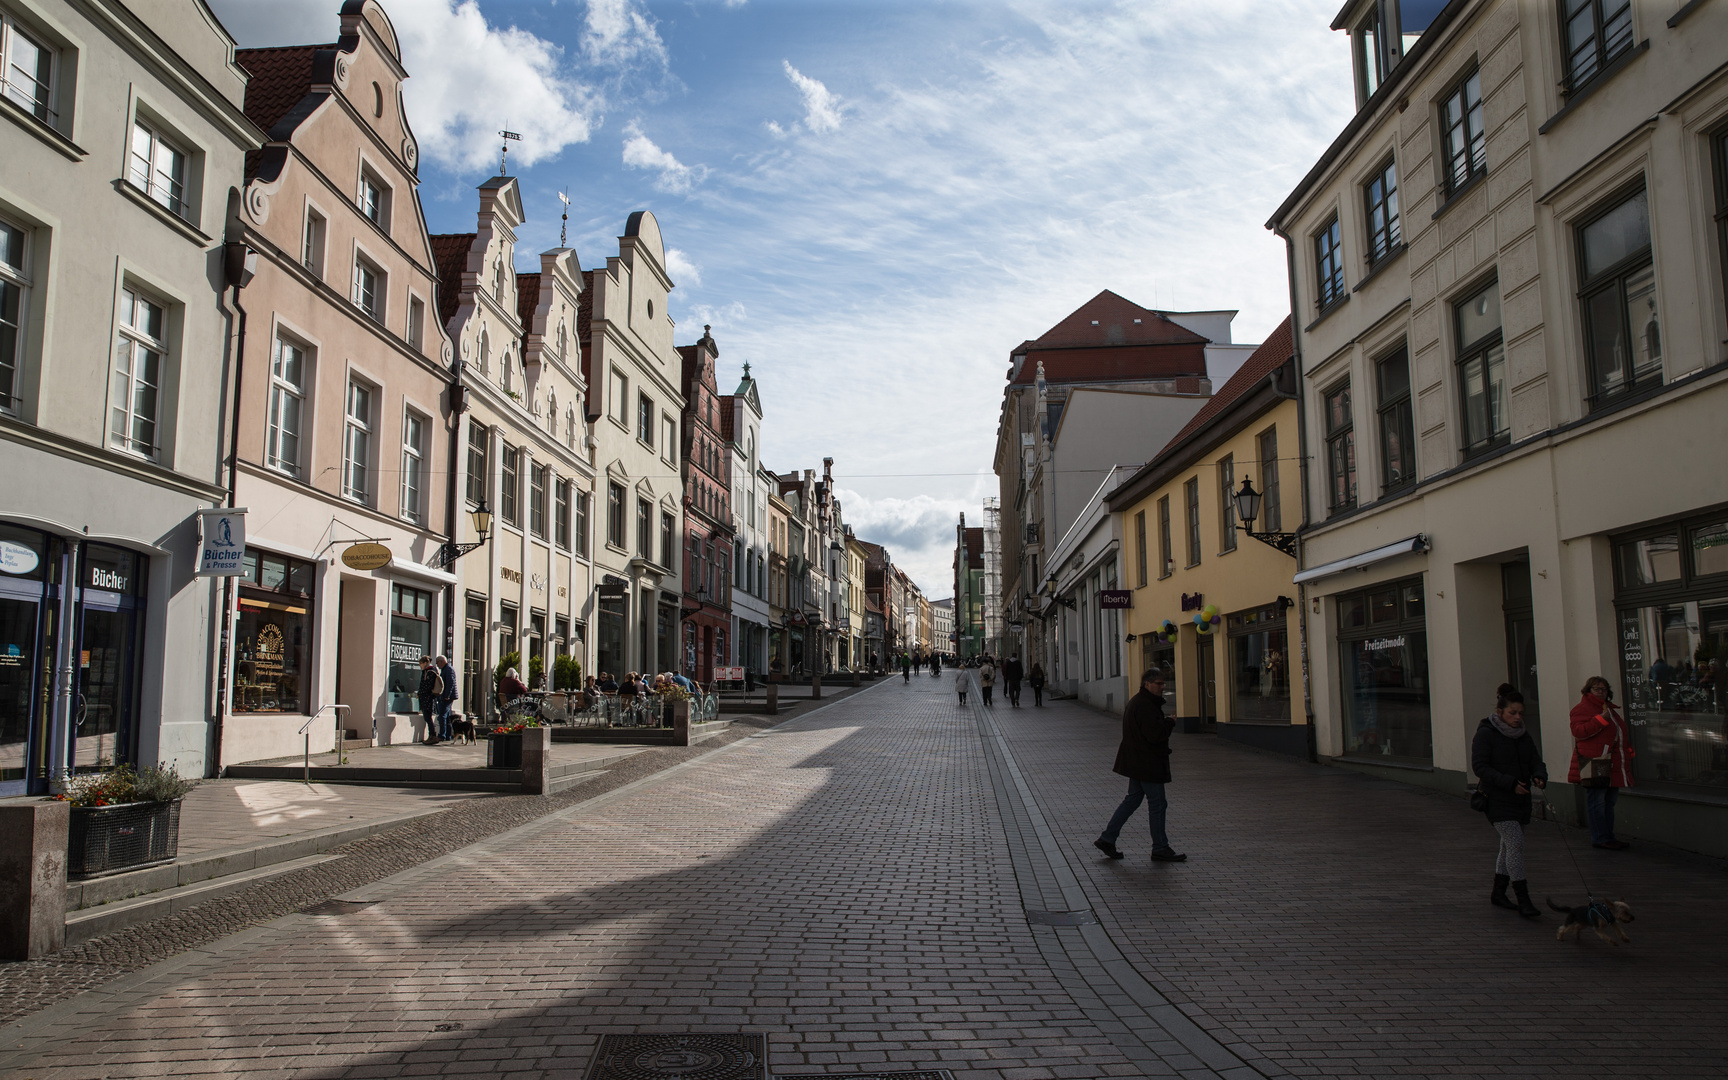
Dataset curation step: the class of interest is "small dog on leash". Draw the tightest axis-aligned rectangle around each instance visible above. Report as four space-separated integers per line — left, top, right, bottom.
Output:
1547 898 1635 945
449 714 478 744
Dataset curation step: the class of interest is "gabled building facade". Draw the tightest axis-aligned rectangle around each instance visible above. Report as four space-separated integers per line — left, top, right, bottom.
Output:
432 174 593 717
583 211 683 681
724 364 770 677
225 0 458 762
677 327 732 681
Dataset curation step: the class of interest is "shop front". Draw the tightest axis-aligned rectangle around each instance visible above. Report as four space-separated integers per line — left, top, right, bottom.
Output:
1335 576 1431 766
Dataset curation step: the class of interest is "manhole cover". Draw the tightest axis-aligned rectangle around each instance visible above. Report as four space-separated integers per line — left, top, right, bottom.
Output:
780 1074 953 1079
584 1033 765 1080
300 900 378 916
1026 908 1098 926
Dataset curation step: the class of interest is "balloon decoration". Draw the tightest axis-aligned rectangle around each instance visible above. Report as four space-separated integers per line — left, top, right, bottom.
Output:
1157 619 1178 643
1191 604 1223 635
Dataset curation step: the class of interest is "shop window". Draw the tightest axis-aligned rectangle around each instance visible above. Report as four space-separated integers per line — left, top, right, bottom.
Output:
1578 185 1661 407
235 549 313 714
1376 347 1414 492
1218 455 1237 553
1324 381 1356 513
1 216 31 416
1455 279 1507 456
1614 513 1728 793
1337 574 1431 764
1228 606 1290 722
386 583 432 714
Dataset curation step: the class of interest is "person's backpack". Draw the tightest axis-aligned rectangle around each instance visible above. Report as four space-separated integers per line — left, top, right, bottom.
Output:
429 671 444 698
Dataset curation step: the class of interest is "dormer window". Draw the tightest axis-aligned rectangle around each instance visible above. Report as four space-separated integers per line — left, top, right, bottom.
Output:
1349 0 1444 110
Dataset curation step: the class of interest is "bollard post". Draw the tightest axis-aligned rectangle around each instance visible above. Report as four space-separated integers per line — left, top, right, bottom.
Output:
519 726 553 794
766 683 778 715
852 669 860 687
0 801 68 960
811 673 821 700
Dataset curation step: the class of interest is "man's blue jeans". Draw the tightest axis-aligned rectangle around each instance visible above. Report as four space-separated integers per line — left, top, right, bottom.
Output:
1100 777 1170 852
437 700 454 740
1586 785 1619 844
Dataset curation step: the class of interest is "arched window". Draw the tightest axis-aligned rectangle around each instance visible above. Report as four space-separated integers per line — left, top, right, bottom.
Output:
492 258 504 299
557 321 567 360
566 407 576 449
372 82 383 118
479 329 490 374
548 392 557 437
502 349 514 393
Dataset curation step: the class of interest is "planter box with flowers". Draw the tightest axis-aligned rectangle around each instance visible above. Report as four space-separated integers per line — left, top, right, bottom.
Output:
57 765 197 879
487 719 543 769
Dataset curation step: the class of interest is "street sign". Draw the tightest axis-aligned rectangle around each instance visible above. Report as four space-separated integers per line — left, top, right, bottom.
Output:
196 508 247 577
341 542 392 571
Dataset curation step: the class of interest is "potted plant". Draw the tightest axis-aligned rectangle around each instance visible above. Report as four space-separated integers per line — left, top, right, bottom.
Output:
58 765 197 878
487 718 543 768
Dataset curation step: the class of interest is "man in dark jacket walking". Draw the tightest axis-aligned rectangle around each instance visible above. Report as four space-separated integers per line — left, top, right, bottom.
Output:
1003 655 1024 707
1095 670 1185 861
435 654 458 742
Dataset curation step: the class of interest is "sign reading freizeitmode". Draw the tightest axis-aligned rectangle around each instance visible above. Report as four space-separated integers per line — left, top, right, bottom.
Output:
196 508 247 577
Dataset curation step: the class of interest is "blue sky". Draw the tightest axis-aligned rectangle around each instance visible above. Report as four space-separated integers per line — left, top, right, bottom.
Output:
208 0 1354 595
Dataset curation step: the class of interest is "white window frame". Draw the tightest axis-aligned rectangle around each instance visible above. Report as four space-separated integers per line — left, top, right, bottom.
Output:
357 164 390 230
265 331 308 477
301 205 326 278
609 368 628 426
342 378 373 504
2 9 58 124
128 117 189 220
111 285 168 460
406 292 425 352
400 407 426 524
352 251 385 322
0 213 30 416
637 393 654 447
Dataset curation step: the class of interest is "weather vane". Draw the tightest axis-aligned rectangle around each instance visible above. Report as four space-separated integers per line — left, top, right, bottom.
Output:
558 188 570 247
498 128 521 174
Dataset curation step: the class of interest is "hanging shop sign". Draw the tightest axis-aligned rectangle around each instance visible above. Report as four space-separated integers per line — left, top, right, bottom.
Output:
0 540 39 576
1098 590 1132 609
597 578 629 599
195 508 247 577
341 542 393 571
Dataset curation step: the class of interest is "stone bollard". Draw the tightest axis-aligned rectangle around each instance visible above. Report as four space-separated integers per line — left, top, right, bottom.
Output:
811 673 822 700
852 669 860 687
0 800 68 960
519 726 553 795
673 699 692 746
766 683 778 715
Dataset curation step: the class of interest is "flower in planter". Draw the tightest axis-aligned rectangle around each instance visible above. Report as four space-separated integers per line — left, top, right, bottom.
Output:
56 764 196 807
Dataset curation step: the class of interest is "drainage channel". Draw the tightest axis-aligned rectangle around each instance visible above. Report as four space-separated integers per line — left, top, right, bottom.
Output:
580 1033 951 1080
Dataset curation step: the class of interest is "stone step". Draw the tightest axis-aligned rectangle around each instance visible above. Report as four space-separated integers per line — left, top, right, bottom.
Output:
65 852 343 945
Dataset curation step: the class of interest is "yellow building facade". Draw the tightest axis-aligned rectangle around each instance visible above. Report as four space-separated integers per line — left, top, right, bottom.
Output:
1105 322 1310 757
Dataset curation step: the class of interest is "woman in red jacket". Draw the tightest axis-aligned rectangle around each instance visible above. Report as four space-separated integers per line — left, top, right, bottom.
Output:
1568 675 1634 850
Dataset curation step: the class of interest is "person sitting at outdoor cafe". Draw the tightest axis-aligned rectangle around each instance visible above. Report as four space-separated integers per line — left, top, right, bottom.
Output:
671 670 695 692
618 672 640 700
598 672 618 694
497 666 528 706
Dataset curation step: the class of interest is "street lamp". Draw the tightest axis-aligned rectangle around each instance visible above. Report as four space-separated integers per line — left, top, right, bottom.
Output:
431 500 494 567
1232 477 1297 556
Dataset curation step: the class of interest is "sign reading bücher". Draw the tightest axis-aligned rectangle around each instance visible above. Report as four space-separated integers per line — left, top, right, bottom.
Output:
196 508 247 577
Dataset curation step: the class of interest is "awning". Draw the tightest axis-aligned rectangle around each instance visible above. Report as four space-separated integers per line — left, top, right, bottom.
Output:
1293 534 1429 585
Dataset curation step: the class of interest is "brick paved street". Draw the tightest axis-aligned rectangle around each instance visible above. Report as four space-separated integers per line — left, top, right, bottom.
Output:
2 676 1725 1078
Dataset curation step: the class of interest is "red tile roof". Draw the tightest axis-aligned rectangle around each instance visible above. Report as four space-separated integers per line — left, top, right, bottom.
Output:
235 45 330 136
1009 345 1208 386
516 272 541 336
1156 316 1294 455
1029 290 1208 350
427 233 475 325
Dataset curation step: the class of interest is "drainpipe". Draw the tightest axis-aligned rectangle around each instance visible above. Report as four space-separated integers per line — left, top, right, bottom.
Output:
212 240 257 775
1274 225 1318 760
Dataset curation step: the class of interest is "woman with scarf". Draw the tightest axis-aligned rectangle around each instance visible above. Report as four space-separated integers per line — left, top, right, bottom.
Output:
1568 675 1634 850
1472 683 1548 918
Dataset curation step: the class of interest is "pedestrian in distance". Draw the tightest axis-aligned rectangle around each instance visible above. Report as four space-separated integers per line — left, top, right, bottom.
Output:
1569 675 1633 850
955 666 968 706
1472 682 1548 918
1029 662 1046 707
435 654 458 742
418 657 444 745
1096 669 1184 862
931 653 941 676
979 658 996 707
1003 655 1024 707
902 653 912 683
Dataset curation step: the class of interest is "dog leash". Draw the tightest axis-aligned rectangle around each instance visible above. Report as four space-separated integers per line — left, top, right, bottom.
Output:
1538 793 1599 910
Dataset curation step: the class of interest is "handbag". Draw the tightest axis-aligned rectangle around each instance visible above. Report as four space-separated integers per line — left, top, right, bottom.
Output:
1470 786 1489 813
1582 753 1612 789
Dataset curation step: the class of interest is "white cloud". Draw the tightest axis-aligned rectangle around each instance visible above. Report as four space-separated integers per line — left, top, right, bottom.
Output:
685 300 747 332
781 61 843 133
665 248 702 286
208 0 608 173
621 122 708 193
583 0 669 69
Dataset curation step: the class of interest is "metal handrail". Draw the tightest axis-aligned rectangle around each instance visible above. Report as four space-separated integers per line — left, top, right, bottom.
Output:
300 704 351 783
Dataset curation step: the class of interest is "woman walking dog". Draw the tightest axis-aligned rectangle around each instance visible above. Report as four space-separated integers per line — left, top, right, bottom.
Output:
1472 683 1548 918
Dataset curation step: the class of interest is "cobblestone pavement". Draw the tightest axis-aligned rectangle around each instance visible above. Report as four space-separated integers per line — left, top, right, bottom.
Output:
2 676 1723 1079
990 693 1728 1079
170 781 485 856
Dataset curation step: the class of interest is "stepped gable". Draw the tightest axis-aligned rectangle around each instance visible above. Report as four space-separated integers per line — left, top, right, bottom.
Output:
427 233 475 324
516 273 541 336
1158 316 1293 454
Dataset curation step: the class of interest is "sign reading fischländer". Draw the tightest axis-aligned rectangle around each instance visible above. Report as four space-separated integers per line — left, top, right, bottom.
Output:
196 508 247 577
